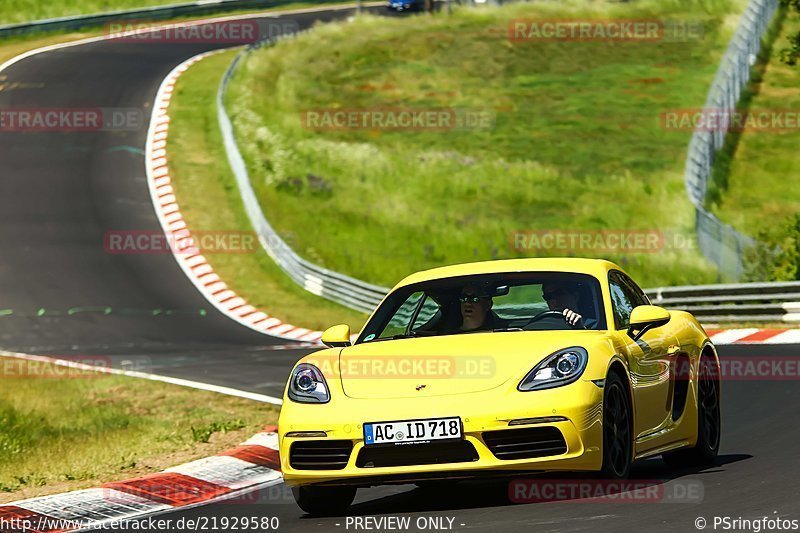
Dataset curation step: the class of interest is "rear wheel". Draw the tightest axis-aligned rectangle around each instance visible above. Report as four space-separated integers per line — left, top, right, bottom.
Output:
600 372 632 478
663 356 720 468
291 485 357 516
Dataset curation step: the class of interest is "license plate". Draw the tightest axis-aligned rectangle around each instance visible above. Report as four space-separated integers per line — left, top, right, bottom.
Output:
363 416 462 446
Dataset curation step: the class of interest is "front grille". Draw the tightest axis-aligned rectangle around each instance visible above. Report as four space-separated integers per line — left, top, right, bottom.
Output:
356 440 478 468
289 440 353 470
482 427 567 460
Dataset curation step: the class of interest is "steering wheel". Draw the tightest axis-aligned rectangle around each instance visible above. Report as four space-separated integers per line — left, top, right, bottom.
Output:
528 310 567 323
523 309 581 330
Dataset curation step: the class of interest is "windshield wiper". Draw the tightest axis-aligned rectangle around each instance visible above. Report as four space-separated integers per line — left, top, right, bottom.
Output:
492 327 523 332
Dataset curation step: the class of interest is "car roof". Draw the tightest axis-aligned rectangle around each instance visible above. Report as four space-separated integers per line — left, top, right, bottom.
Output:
393 258 623 289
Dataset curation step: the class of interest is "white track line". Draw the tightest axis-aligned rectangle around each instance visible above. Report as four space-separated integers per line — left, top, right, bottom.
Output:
0 350 283 404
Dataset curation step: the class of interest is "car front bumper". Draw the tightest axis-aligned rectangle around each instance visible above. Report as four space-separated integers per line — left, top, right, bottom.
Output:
279 379 604 487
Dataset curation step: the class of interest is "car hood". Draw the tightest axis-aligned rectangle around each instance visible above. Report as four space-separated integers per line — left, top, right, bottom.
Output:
339 330 608 399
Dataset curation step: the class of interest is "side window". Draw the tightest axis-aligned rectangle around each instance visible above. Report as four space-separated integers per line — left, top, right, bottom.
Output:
411 296 441 331
608 272 638 329
618 272 650 308
378 291 424 339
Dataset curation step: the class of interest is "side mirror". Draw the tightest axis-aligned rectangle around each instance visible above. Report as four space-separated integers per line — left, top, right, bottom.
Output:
321 324 352 348
627 305 670 342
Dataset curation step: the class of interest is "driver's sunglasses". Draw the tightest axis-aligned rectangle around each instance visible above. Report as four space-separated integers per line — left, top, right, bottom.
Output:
542 288 567 301
459 296 484 303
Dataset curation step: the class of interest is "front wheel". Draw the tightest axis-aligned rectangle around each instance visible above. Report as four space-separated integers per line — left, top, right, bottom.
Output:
663 356 720 468
600 372 633 478
291 485 357 516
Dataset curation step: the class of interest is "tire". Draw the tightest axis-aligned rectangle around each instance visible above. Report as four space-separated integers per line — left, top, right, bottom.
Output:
662 356 720 468
291 485 357 516
600 371 633 478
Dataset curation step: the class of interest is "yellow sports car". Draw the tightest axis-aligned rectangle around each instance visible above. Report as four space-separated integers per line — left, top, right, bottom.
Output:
278 258 721 515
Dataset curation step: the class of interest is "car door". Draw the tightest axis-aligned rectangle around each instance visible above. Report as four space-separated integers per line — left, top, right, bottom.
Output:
608 271 677 441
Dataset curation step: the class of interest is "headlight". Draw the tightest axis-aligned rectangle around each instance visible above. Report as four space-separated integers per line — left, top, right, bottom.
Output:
288 363 330 403
518 347 588 391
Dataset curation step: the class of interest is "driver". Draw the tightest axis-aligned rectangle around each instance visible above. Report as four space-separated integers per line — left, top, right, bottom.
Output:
541 281 595 329
459 285 500 331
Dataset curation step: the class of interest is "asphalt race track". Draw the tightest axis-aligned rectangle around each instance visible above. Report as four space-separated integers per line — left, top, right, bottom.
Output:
0 8 370 396
1 6 799 532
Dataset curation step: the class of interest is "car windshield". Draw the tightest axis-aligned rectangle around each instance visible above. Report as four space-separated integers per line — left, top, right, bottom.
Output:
357 272 606 343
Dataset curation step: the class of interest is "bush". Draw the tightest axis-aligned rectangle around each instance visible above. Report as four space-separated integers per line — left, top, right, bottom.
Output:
744 214 800 281
781 0 800 65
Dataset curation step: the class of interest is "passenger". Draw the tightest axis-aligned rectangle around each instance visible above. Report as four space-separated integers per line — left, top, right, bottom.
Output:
459 286 499 331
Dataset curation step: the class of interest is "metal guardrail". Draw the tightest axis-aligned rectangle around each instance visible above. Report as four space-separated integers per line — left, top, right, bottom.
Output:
218 45 390 314
683 0 779 280
0 0 342 37
647 281 800 323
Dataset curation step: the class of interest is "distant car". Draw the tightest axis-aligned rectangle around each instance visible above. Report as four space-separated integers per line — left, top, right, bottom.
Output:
279 258 721 516
386 0 422 11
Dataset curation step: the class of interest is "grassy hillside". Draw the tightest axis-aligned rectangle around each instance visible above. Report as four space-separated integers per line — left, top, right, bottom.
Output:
227 0 747 289
166 50 367 331
0 0 184 24
710 8 800 243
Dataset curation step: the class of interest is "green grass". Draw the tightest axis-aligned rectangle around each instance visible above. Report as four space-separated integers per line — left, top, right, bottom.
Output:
710 8 800 238
0 0 186 25
226 0 747 289
0 356 278 503
166 50 367 332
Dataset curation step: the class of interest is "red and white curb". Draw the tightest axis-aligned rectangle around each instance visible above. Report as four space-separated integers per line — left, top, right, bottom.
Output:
0 427 282 532
705 328 800 345
145 52 323 343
